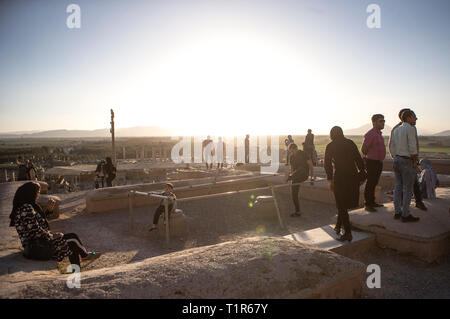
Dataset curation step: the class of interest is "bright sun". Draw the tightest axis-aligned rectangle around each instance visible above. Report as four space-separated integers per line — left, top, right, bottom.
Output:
121 30 337 137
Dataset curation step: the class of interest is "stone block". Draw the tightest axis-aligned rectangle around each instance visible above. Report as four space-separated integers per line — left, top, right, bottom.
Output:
37 194 61 219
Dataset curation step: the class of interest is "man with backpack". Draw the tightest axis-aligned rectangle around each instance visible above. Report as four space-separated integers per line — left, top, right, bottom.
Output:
286 143 314 217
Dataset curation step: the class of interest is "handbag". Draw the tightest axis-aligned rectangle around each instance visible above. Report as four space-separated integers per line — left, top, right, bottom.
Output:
23 238 54 260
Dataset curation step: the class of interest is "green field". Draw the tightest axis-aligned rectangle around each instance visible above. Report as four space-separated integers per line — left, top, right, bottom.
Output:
0 135 449 166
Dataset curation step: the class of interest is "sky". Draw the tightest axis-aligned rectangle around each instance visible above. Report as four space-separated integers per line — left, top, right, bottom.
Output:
0 0 449 136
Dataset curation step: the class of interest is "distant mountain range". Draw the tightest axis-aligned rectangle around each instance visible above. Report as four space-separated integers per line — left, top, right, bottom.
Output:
344 123 393 136
0 125 448 138
344 124 449 136
433 130 450 136
0 126 175 138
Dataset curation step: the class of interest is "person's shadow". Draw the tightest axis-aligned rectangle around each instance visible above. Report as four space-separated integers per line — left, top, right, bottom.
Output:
0 250 57 275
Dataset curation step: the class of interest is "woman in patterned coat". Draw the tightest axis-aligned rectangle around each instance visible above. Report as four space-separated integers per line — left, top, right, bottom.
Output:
9 182 98 269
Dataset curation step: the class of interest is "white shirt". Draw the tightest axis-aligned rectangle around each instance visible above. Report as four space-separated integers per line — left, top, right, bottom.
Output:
389 122 418 157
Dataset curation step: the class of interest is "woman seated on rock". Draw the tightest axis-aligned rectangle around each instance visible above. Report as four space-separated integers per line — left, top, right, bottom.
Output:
418 159 439 199
9 182 98 271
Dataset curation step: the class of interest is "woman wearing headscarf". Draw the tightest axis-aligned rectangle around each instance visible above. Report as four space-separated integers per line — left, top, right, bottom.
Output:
104 157 117 187
418 159 439 199
9 182 98 270
324 126 366 242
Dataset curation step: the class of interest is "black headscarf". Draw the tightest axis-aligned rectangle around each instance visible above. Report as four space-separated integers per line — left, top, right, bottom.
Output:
9 182 45 227
330 126 345 141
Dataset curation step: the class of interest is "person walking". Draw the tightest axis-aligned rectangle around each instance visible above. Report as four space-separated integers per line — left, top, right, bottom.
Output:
325 126 366 242
286 143 313 217
361 114 386 212
104 157 116 187
389 109 420 222
389 108 427 210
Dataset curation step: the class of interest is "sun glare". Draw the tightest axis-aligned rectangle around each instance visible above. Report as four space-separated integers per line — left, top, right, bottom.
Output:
120 30 336 137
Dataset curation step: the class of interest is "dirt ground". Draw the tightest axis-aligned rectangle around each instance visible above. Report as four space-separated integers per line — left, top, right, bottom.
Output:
1 181 449 298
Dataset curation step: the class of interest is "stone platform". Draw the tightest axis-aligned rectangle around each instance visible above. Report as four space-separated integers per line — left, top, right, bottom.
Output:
349 188 450 263
1 237 366 299
284 225 375 260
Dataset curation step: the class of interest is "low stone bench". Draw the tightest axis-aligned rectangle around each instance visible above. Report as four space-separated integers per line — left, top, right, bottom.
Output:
295 179 381 207
85 175 279 213
157 209 188 237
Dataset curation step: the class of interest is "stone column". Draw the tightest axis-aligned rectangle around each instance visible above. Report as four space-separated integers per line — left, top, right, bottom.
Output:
123 147 126 160
141 146 145 162
152 147 156 162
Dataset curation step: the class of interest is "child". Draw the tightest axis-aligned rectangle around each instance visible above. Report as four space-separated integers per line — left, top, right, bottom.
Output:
149 183 177 231
418 159 439 199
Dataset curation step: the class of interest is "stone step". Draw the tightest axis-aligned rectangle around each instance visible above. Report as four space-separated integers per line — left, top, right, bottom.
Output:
283 225 375 259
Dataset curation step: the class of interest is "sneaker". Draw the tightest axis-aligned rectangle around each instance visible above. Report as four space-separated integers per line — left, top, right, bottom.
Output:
401 214 420 223
290 212 301 217
372 203 384 208
415 202 428 211
365 205 377 212
148 226 157 232
394 214 401 220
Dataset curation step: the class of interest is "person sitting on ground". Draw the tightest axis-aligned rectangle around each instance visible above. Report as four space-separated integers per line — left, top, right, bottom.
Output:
418 158 439 199
149 183 177 231
9 182 98 271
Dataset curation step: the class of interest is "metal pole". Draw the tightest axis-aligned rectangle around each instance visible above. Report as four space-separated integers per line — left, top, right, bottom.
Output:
128 191 135 230
271 186 285 229
110 109 116 166
164 198 170 248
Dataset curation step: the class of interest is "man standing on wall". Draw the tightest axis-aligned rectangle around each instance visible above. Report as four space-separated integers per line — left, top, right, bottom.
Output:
361 114 386 212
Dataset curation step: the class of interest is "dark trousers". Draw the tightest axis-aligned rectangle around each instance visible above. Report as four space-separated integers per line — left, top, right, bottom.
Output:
364 159 383 206
335 208 351 234
152 204 174 225
106 176 114 187
291 183 300 212
398 169 423 203
63 233 88 267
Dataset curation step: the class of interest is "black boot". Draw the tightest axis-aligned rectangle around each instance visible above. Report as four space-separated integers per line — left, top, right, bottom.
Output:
336 210 352 242
336 232 353 242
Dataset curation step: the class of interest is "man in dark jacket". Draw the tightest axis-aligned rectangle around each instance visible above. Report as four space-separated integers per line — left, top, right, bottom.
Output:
286 143 313 217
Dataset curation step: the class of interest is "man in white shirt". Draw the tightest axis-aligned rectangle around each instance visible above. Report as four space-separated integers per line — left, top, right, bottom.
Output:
389 109 427 211
389 109 420 222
